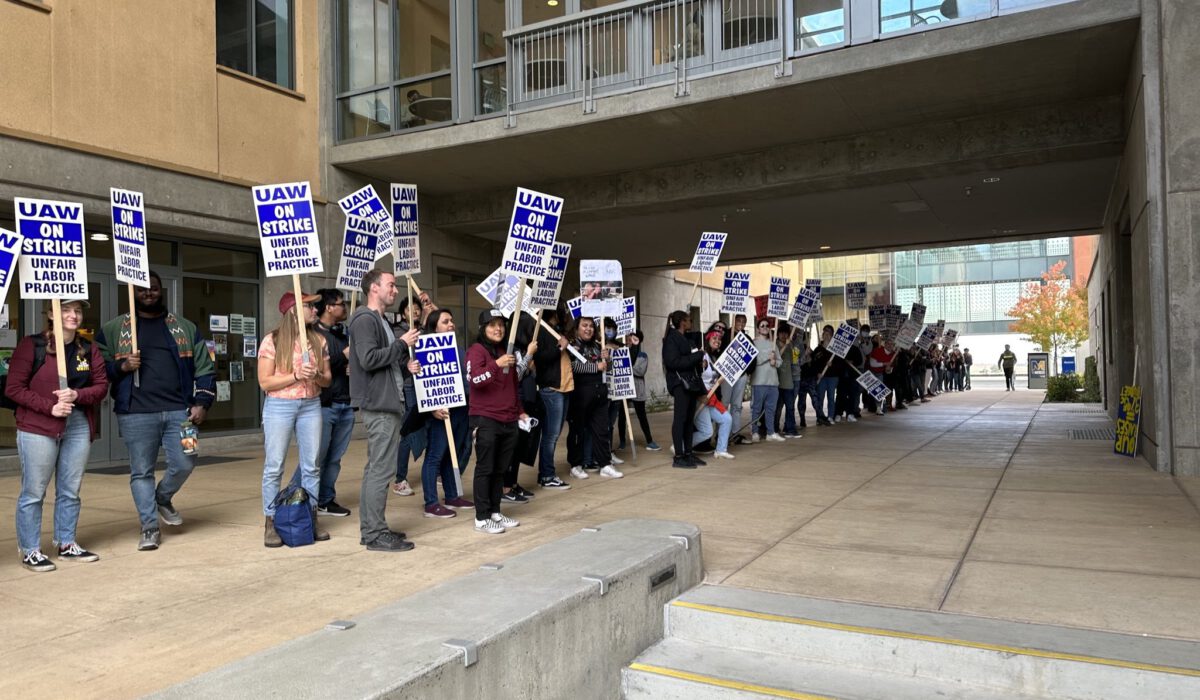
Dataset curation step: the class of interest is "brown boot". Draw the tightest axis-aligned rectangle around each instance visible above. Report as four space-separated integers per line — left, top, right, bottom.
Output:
264 516 283 548
312 507 330 542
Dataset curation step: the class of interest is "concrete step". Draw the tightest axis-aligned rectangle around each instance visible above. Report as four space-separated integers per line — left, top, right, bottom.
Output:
647 585 1200 700
623 637 1042 699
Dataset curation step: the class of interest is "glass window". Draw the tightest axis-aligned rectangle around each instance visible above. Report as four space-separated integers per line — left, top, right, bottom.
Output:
965 261 990 281
967 282 993 322
794 0 846 51
182 244 260 277
216 0 295 89
182 278 261 432
396 0 452 79
992 259 1019 280
995 281 1020 319
1020 257 1047 279
1046 237 1070 257
943 284 968 323
476 64 507 115
340 88 393 139
521 0 566 25
339 0 392 91
476 0 505 62
879 0 990 35
435 270 488 351
722 0 780 51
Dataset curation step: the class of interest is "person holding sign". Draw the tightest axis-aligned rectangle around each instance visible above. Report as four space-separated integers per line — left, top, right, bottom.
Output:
416 309 474 519
662 310 705 468
693 330 735 460
8 300 109 571
348 270 420 552
627 332 661 451
811 326 837 426
307 289 354 518
392 293 433 499
258 292 332 548
749 319 785 443
96 271 216 551
532 302 574 490
467 311 529 534
567 317 623 479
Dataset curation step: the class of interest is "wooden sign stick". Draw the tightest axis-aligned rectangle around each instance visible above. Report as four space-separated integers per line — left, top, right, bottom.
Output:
51 299 69 391
445 418 464 496
292 273 310 361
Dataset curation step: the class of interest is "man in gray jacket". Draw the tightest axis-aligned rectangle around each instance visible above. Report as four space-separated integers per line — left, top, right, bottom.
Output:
348 269 420 552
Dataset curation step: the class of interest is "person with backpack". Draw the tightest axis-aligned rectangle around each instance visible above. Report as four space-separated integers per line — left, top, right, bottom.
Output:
96 271 215 551
258 290 332 548
7 300 109 572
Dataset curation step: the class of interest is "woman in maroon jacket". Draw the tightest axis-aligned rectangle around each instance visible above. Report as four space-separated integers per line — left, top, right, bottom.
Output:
466 310 528 535
6 300 109 572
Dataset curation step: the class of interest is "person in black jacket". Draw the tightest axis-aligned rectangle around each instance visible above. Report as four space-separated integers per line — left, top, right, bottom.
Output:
662 310 705 468
567 317 622 479
532 303 573 490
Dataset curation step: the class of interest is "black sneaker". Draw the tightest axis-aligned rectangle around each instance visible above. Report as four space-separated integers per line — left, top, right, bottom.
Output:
692 439 714 455
687 454 707 467
317 501 351 517
513 485 536 500
502 490 529 504
57 542 100 563
21 549 56 572
157 500 183 526
672 456 697 469
359 529 407 545
538 476 571 490
138 528 161 551
365 532 415 552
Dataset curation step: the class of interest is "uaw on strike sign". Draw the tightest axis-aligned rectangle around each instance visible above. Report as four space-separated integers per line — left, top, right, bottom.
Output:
501 188 561 280
253 182 324 277
110 188 150 287
15 198 88 299
413 332 467 412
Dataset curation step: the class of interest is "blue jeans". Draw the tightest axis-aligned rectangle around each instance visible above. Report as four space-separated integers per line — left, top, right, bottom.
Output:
262 397 321 516
693 404 732 452
118 408 195 529
728 375 750 433
776 387 796 433
422 405 468 506
817 377 838 420
15 412 91 553
750 385 779 436
538 388 568 479
290 402 354 506
394 383 420 482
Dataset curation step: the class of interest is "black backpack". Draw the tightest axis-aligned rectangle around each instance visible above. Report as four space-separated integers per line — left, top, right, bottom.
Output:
2 335 52 411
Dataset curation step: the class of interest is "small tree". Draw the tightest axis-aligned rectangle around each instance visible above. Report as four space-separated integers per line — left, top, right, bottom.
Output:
1008 260 1088 374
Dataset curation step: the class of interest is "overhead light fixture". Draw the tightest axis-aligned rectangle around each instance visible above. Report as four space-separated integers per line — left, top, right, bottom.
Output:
983 177 1001 183
90 233 109 241
819 245 831 251
667 259 677 264
547 0 558 5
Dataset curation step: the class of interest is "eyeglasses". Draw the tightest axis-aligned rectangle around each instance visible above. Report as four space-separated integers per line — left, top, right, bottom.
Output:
327 301 346 307
302 303 315 309
757 324 769 329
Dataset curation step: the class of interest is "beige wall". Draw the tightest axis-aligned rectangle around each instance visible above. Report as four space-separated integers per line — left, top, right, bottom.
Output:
0 0 321 194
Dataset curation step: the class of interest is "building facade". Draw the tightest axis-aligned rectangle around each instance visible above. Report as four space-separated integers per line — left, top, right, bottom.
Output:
1 0 1195 475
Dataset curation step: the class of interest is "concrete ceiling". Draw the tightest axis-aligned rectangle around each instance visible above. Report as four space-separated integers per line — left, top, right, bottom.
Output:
472 157 1118 269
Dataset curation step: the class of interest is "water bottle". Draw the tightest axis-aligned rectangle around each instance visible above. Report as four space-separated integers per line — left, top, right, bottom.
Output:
180 421 199 455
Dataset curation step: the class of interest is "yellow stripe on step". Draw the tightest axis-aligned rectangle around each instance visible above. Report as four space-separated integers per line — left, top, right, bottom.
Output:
628 663 836 699
671 601 1200 679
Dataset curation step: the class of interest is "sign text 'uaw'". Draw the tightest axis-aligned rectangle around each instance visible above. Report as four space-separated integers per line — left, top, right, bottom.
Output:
15 198 88 299
253 182 324 277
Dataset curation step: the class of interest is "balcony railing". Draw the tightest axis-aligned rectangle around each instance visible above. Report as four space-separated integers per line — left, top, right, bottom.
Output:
504 0 786 122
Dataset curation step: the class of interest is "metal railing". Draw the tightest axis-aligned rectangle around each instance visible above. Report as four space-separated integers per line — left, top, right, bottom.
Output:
504 0 785 121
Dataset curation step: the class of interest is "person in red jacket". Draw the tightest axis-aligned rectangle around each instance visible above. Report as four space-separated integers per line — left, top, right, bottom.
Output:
6 300 109 572
466 310 528 535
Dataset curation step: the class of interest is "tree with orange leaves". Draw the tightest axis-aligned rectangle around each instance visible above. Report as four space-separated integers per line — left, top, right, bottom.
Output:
1008 260 1088 374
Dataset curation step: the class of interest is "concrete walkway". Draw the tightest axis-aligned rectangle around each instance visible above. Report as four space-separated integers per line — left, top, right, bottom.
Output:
1 387 1198 698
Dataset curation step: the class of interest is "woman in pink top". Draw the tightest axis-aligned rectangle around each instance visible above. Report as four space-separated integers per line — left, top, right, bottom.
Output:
258 291 331 547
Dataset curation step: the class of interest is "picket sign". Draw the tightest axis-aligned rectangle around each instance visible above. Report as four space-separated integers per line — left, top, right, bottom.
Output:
687 232 728 306
16 198 90 389
253 182 323 361
501 188 562 371
413 332 467 494
111 188 151 359
609 347 638 460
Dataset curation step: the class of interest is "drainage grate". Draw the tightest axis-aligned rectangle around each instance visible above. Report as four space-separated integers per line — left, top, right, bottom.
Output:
1068 428 1115 441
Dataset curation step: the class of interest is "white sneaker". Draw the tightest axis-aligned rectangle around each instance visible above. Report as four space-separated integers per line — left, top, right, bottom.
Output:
599 465 624 478
833 416 842 424
847 415 858 423
875 408 884 416
766 433 785 442
714 451 736 460
392 480 414 496
750 433 761 443
570 466 589 480
491 512 520 528
475 519 506 534
611 454 625 465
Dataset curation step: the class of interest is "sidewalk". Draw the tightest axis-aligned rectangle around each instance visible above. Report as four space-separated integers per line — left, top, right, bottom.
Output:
1 387 1198 698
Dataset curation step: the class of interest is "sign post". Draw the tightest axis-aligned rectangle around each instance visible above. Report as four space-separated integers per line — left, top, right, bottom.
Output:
412 332 468 493
687 232 728 307
16 198 89 389
252 182 324 360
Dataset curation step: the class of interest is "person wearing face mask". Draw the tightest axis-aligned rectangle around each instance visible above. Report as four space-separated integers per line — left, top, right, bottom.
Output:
567 317 623 479
8 300 109 572
749 318 785 442
466 310 530 533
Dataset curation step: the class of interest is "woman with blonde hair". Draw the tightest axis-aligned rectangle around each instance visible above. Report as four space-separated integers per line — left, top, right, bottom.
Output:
258 291 331 547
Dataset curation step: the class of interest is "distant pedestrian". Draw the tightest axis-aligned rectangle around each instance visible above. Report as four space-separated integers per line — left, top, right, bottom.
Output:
999 345 1017 391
